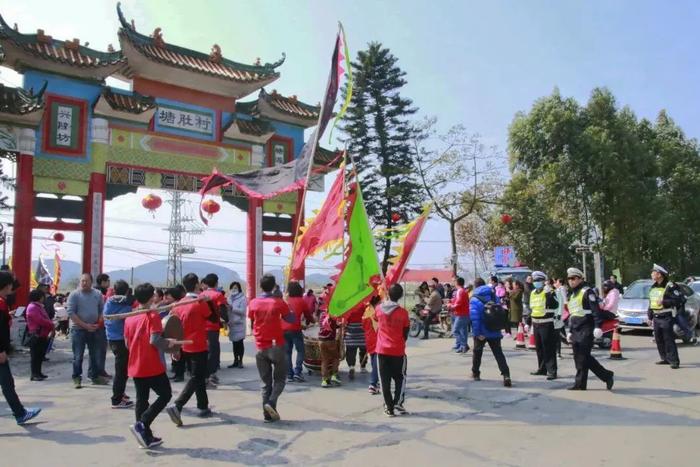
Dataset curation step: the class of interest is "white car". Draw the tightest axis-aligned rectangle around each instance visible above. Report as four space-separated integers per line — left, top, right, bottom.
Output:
617 279 699 342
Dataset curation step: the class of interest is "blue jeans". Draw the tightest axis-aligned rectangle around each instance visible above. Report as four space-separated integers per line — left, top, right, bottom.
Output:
71 327 102 380
369 353 379 387
453 316 470 350
284 331 305 377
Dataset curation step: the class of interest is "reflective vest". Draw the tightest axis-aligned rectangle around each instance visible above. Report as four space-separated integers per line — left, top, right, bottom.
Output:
568 287 591 318
529 290 547 318
649 283 671 313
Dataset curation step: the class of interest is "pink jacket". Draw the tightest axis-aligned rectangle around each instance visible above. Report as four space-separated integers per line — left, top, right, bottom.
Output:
601 289 620 314
26 302 54 338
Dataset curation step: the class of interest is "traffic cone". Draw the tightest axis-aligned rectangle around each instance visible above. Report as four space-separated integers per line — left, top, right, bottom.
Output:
609 327 625 360
527 328 536 350
515 323 526 349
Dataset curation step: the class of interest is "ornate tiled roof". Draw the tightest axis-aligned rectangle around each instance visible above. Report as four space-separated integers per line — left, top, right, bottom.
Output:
0 82 46 115
222 117 274 143
101 88 155 114
117 3 283 87
315 146 343 169
237 89 320 127
0 12 124 79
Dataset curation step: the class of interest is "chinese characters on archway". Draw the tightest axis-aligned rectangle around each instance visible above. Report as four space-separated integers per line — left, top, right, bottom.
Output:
157 106 214 135
55 106 73 146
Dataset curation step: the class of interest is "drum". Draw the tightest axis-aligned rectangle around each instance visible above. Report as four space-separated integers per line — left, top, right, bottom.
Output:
303 325 322 372
161 314 184 354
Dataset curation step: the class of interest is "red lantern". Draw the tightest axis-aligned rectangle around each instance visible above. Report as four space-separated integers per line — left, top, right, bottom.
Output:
52 232 65 242
391 212 401 223
142 194 162 215
501 213 513 225
273 245 282 255
201 199 221 219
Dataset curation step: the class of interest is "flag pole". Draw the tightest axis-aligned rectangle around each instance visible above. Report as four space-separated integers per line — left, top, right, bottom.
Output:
286 24 345 285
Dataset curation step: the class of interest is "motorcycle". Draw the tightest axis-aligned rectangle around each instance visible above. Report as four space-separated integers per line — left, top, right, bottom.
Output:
594 318 618 349
409 304 450 338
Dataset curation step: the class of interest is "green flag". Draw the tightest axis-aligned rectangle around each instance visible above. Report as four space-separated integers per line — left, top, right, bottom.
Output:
328 182 382 317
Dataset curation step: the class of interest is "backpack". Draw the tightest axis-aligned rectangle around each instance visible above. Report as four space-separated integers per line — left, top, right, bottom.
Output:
476 296 508 332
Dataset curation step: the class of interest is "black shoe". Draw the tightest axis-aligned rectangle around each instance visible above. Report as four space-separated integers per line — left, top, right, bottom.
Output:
503 377 512 387
472 373 481 381
197 408 213 418
172 376 184 382
670 363 680 369
567 386 585 391
546 374 557 380
420 336 429 340
227 363 237 368
43 357 50 362
530 370 546 376
655 360 670 365
30 375 46 381
606 373 614 390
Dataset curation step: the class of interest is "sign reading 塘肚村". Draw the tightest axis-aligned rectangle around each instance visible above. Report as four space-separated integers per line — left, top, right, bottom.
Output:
156 105 215 135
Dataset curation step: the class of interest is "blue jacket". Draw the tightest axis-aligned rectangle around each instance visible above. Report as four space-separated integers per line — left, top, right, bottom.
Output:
470 285 503 340
103 295 134 341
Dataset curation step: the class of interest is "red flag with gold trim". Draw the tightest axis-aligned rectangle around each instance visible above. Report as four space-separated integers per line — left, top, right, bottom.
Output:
384 204 432 287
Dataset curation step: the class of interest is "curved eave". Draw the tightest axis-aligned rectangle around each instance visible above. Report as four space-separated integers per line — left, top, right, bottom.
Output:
257 98 318 128
0 38 124 81
223 120 274 144
94 96 155 124
0 108 43 127
119 33 279 99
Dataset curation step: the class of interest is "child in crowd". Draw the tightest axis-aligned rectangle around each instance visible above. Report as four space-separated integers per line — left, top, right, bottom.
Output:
319 307 341 388
124 283 174 448
376 284 410 417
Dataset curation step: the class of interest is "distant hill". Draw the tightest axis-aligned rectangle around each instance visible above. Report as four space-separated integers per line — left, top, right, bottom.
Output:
108 260 242 287
33 259 328 291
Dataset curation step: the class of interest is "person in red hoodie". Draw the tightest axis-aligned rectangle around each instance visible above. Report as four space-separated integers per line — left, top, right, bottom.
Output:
376 284 410 417
248 274 294 422
449 277 470 353
200 273 228 388
26 288 55 381
362 295 381 395
166 273 214 426
124 283 174 449
282 281 314 383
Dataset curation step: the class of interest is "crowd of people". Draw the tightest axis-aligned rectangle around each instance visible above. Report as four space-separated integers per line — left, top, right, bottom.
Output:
0 262 692 448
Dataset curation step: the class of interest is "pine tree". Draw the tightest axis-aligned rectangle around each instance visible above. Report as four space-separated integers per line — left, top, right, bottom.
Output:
341 42 424 273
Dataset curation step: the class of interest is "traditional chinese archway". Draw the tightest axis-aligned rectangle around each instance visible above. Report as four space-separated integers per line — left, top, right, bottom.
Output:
0 4 340 305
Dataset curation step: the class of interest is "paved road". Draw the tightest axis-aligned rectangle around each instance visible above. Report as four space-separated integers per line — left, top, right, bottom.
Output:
1 331 699 466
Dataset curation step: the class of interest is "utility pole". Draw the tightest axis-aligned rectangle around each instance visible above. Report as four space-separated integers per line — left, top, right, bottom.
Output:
165 191 203 286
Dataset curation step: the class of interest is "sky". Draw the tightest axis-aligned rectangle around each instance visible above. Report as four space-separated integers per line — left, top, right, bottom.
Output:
1 0 699 279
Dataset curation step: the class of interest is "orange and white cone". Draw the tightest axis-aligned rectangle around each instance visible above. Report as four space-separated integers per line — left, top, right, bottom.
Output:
527 327 536 350
609 327 625 360
515 323 526 349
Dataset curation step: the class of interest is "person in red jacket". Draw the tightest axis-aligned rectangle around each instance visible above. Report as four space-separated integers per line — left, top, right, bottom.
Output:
449 277 470 353
124 283 175 449
282 281 314 383
26 288 55 381
166 273 215 426
376 284 410 417
200 273 228 387
362 295 381 395
248 274 295 422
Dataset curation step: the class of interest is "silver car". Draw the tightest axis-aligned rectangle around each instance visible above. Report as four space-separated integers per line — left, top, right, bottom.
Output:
618 280 700 337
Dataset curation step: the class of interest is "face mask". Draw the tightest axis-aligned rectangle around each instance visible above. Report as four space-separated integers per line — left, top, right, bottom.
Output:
534 281 545 290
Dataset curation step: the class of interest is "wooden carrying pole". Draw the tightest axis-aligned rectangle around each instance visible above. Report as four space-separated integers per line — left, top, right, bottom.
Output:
103 297 207 321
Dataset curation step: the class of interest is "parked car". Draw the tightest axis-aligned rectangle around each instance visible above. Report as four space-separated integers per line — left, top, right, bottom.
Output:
617 280 700 340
